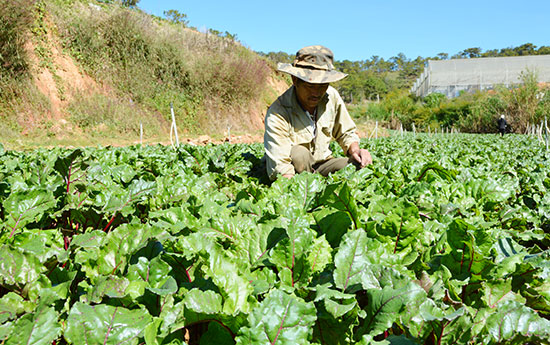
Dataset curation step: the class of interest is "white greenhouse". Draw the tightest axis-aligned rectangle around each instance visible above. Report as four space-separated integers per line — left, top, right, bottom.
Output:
411 55 550 98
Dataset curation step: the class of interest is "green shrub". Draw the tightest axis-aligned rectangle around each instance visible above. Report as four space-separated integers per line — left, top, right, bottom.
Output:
0 0 36 117
434 97 472 129
363 74 388 100
51 2 270 133
503 70 543 132
380 90 419 128
423 93 445 108
347 103 367 118
356 71 548 133
356 102 390 121
68 92 166 136
535 88 550 123
193 48 270 106
458 92 505 133
0 0 34 80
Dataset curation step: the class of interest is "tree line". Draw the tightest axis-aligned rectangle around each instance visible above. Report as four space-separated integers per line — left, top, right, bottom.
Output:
258 43 550 104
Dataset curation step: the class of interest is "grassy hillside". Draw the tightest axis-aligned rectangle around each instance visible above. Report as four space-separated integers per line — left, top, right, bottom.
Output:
0 0 289 149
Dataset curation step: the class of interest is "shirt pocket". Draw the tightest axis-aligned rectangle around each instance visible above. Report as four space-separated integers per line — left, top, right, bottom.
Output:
293 127 314 145
318 118 335 138
320 125 332 138
313 123 334 160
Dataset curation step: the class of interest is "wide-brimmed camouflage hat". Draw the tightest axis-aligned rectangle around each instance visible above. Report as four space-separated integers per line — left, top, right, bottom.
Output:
277 45 347 84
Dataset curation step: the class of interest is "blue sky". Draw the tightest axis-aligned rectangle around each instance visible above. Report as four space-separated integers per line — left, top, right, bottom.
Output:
138 0 549 62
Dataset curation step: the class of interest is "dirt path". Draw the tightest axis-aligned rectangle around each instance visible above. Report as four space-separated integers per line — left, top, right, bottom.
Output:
181 133 264 145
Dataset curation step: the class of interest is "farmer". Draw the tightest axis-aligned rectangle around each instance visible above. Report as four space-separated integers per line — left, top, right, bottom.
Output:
497 114 508 136
263 45 372 180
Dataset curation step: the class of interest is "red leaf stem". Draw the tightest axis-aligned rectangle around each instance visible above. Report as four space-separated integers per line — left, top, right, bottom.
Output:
437 320 450 345
393 218 404 254
103 214 117 233
66 164 72 193
459 244 466 273
103 307 118 345
271 302 291 345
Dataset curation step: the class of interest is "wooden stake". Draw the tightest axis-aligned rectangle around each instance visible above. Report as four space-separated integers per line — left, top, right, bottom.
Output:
170 102 179 147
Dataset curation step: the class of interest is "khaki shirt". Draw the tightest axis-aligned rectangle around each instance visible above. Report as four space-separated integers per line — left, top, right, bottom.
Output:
264 85 360 180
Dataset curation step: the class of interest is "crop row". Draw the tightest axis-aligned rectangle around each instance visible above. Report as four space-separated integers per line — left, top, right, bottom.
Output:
0 134 549 344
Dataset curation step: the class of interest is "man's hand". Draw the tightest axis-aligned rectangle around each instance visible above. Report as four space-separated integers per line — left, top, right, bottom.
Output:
348 142 372 168
282 173 294 179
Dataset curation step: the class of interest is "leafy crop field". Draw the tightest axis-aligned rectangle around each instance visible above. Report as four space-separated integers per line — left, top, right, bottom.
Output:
0 134 549 345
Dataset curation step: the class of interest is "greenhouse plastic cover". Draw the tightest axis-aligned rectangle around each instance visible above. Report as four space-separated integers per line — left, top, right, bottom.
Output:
411 55 550 98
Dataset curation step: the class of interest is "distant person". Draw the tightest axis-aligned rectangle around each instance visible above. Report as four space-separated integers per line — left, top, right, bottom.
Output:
497 114 508 136
263 45 372 180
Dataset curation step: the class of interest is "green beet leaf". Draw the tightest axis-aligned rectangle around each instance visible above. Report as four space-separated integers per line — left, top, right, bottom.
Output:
359 264 412 291
65 302 152 345
525 250 550 280
127 256 177 296
430 310 473 345
333 229 372 292
359 282 427 337
0 292 33 323
144 296 186 342
101 179 156 218
481 279 525 308
0 322 12 343
238 221 279 269
84 275 132 303
286 172 324 211
0 245 44 287
53 148 84 180
405 299 472 344
184 289 223 315
358 334 422 345
95 223 163 277
312 302 360 345
484 300 550 343
313 208 352 247
110 164 137 184
71 230 107 249
150 205 199 234
199 321 235 345
189 236 252 314
375 198 423 253
307 235 332 274
41 267 77 304
159 298 186 337
318 182 361 230
442 219 495 279
6 307 61 345
247 267 277 296
312 283 357 318
2 189 56 237
11 230 65 264
270 212 315 287
235 289 316 345
415 162 457 182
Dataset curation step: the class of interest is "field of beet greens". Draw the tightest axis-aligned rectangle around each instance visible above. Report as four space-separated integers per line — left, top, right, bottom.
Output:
0 133 549 345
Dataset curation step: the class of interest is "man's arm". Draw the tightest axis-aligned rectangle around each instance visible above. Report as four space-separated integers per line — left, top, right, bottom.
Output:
328 89 372 168
264 110 295 180
329 89 361 153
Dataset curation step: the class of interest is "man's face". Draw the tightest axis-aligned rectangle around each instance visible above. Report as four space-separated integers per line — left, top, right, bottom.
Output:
293 77 329 113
